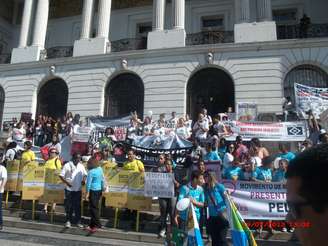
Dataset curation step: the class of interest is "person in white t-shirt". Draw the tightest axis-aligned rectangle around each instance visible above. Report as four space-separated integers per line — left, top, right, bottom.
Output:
192 113 209 144
175 118 190 139
59 153 87 228
12 121 26 143
0 164 7 230
168 111 178 128
223 143 235 172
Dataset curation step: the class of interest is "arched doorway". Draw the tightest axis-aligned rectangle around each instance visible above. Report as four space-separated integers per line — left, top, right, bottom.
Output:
187 67 235 120
284 64 328 105
105 73 144 118
37 78 68 119
0 86 5 128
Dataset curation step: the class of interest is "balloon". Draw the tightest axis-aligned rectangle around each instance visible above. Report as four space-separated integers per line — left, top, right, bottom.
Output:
176 198 190 211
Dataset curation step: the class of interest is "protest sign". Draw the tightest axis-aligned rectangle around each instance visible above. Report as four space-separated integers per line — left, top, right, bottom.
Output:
223 121 306 141
236 102 257 121
72 126 92 143
40 169 65 204
104 169 129 208
295 83 328 119
223 180 287 220
18 161 38 191
5 160 20 191
128 172 152 211
22 163 45 200
144 172 175 198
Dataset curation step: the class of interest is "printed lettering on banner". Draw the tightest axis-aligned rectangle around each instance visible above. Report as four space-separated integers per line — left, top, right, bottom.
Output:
144 172 175 198
223 180 287 220
40 169 65 204
5 160 20 191
127 172 152 211
72 126 92 143
22 163 45 200
104 169 129 208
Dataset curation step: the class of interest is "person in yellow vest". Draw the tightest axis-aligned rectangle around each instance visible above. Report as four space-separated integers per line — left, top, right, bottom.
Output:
43 147 62 213
21 141 35 165
122 149 144 172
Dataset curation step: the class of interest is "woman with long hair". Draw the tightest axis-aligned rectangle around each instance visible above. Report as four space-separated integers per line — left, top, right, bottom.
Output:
205 172 229 246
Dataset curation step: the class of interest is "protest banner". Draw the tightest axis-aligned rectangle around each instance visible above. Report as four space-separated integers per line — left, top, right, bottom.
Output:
72 126 92 143
104 169 129 208
144 172 175 198
295 83 328 119
236 102 258 121
40 169 65 204
127 172 152 211
223 121 307 141
319 108 328 131
22 163 45 200
5 160 20 191
223 180 287 220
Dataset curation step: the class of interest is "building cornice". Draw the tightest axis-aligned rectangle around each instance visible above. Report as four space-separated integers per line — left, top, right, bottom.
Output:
1 38 328 72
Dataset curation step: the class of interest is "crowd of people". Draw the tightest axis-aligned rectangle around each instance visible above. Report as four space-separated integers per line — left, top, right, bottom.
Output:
0 108 327 245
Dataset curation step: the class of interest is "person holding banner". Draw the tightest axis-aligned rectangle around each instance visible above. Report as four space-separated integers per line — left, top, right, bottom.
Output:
224 158 241 181
85 157 104 232
157 155 179 238
21 141 35 164
205 172 229 246
203 143 221 162
175 170 205 229
278 143 296 162
255 156 273 183
43 147 62 214
0 163 7 230
60 153 87 228
192 113 209 145
123 149 145 173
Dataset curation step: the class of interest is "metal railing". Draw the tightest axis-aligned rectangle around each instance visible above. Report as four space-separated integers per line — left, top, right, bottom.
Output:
186 30 234 46
277 23 328 39
111 38 147 52
46 46 73 59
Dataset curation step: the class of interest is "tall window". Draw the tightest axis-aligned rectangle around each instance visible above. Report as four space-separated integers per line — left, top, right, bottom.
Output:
201 15 224 31
284 65 328 104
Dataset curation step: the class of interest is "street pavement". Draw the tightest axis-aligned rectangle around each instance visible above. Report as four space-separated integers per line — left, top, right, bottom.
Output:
0 227 161 246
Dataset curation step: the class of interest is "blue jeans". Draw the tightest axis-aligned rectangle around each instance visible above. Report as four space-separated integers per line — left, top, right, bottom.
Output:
0 193 3 225
64 190 82 224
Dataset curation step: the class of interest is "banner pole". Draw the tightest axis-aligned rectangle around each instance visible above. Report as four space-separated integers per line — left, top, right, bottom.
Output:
50 204 54 224
32 200 35 220
98 196 102 217
114 208 119 228
136 211 140 232
5 191 9 209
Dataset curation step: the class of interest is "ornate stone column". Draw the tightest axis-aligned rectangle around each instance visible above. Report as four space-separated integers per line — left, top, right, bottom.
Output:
172 0 185 30
97 0 112 38
152 0 165 31
257 0 272 22
18 0 34 48
80 0 94 39
235 0 250 24
31 0 49 48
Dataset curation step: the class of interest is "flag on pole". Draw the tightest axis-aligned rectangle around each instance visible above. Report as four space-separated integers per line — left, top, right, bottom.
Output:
185 203 203 246
226 195 257 246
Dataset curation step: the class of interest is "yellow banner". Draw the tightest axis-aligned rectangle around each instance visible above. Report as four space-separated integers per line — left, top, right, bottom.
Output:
5 160 20 191
22 163 45 200
40 169 65 204
104 170 151 211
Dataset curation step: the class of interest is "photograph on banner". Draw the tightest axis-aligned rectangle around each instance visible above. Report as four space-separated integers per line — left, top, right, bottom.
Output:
223 180 287 220
5 160 20 191
144 172 175 198
295 83 328 119
236 102 258 121
104 169 129 208
222 121 307 141
192 161 221 182
22 163 45 201
127 172 152 211
40 169 65 204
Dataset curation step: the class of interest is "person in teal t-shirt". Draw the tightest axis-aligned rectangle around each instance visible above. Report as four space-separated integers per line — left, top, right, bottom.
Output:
255 155 274 182
272 159 288 182
203 143 221 162
224 158 241 180
175 170 205 228
278 143 296 162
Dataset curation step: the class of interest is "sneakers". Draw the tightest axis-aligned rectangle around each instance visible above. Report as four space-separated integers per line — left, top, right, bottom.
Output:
282 228 287 233
76 223 84 229
159 229 166 238
65 221 71 228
